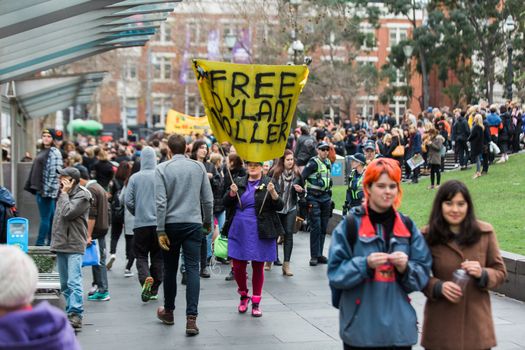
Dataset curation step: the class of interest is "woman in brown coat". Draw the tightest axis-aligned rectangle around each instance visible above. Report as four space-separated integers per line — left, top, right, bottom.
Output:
421 180 507 350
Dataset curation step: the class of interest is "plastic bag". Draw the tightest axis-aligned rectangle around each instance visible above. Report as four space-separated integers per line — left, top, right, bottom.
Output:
82 239 100 267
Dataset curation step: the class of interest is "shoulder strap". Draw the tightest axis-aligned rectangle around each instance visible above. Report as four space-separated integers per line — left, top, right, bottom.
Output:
345 212 358 251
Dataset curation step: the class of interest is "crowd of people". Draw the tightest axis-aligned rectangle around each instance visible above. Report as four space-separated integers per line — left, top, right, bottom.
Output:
0 100 519 348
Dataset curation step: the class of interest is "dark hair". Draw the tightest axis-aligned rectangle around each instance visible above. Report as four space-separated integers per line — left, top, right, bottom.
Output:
167 134 186 155
126 161 141 186
115 160 131 182
190 140 208 161
228 153 243 170
426 180 482 246
270 149 301 179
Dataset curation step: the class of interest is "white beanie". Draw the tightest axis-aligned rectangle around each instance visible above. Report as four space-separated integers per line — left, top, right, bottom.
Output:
0 245 38 308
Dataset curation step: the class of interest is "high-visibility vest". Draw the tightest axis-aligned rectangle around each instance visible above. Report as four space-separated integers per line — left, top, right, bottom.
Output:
306 157 332 192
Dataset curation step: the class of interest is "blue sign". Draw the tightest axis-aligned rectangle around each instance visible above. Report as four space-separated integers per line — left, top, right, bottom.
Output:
332 162 342 177
7 217 29 252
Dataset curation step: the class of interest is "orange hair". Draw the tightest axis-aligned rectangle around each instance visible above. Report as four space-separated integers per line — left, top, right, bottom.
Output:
363 158 403 208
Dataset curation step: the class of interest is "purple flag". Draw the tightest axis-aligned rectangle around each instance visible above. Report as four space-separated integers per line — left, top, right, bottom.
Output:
207 29 220 61
232 28 252 64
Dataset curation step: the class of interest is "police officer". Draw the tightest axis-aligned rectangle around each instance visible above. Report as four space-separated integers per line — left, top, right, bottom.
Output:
300 142 332 266
342 153 365 215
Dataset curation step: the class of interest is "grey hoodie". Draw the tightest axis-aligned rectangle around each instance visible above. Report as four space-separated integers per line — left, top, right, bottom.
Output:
155 154 213 232
125 146 157 229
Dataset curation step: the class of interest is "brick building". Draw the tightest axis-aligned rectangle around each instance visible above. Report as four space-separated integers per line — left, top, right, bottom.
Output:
78 2 452 139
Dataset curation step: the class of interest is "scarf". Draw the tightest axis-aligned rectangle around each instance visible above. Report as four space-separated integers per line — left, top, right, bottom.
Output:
279 170 295 213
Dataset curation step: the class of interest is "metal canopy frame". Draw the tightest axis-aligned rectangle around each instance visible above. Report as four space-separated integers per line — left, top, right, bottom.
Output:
11 72 107 119
0 0 181 83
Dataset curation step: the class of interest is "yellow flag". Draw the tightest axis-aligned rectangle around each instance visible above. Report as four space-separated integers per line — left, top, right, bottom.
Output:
192 59 308 162
164 109 210 135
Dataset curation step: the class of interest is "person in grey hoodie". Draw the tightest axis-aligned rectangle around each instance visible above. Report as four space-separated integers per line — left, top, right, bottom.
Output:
155 134 213 336
125 146 163 302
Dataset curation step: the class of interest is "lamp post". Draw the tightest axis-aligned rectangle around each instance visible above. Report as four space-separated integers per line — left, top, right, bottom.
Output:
225 32 236 63
403 44 413 112
289 0 302 65
504 15 516 101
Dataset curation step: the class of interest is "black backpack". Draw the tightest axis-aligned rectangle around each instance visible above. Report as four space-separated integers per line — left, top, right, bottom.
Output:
111 181 125 222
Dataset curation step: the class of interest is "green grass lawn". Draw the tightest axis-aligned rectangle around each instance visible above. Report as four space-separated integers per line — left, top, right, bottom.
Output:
332 153 525 255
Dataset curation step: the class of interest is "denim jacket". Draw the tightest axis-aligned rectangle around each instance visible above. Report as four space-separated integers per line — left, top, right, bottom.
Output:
327 206 432 347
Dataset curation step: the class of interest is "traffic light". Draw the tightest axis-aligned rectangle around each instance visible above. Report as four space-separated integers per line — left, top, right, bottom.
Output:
127 130 132 136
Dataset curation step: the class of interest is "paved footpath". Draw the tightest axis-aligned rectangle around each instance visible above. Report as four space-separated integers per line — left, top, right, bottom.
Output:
78 232 525 350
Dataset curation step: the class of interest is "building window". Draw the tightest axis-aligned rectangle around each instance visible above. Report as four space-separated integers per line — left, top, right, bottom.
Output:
394 69 407 86
188 22 200 46
186 92 203 116
122 63 137 80
356 99 375 119
153 96 172 127
161 22 172 43
359 25 377 51
389 28 408 47
126 97 138 126
389 97 407 118
153 56 172 80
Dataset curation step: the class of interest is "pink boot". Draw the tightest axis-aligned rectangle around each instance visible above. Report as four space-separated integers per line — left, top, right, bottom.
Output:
238 290 250 314
251 295 262 317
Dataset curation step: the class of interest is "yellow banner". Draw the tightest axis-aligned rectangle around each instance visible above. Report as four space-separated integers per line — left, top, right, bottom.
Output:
192 59 308 162
164 109 210 135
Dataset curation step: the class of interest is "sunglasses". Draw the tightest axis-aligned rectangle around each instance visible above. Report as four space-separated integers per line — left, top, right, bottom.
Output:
319 148 329 151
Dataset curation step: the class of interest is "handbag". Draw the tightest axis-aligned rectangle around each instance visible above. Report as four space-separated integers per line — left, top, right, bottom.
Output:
82 239 100 267
214 235 228 259
392 145 405 157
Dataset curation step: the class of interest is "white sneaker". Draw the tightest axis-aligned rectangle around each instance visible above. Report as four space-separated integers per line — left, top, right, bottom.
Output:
106 254 116 271
124 269 134 278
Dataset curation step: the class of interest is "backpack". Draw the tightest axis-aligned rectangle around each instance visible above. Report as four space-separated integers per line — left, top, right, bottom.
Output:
0 204 17 244
111 181 124 222
330 210 413 308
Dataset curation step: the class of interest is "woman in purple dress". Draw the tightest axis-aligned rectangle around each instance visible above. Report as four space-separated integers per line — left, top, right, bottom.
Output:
222 161 284 317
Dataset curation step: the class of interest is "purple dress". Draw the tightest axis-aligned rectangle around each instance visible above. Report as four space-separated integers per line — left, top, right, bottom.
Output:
228 179 277 262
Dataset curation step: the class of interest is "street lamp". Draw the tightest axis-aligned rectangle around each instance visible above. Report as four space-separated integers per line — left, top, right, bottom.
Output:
289 0 302 65
225 32 236 62
504 15 516 101
403 44 413 110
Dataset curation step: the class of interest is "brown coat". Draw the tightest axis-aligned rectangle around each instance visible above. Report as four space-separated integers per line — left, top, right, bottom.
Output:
420 221 507 350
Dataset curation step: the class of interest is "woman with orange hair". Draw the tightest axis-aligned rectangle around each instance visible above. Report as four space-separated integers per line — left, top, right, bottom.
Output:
328 158 432 349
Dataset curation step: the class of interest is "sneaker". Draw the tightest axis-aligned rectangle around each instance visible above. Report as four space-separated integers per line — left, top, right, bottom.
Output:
106 254 116 271
317 256 328 264
186 315 199 336
88 291 110 301
141 277 153 302
225 269 235 281
88 284 98 296
157 307 174 325
200 266 211 278
309 258 318 266
181 272 187 285
149 294 158 301
68 313 82 329
124 269 134 278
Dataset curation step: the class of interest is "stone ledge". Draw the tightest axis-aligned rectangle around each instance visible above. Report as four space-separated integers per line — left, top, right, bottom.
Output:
327 210 525 302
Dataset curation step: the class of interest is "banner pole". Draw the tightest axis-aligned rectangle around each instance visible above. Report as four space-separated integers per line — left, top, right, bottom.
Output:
217 143 242 209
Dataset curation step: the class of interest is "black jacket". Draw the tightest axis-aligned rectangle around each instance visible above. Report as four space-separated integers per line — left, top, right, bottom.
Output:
222 175 284 239
468 124 484 158
294 134 317 166
452 117 470 142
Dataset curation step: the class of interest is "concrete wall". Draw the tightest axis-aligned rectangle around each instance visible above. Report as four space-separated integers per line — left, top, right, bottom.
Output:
328 210 525 302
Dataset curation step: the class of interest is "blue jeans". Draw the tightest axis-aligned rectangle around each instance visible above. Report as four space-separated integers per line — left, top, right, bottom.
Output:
57 253 84 316
307 194 331 259
163 223 202 315
36 194 56 246
91 236 109 293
